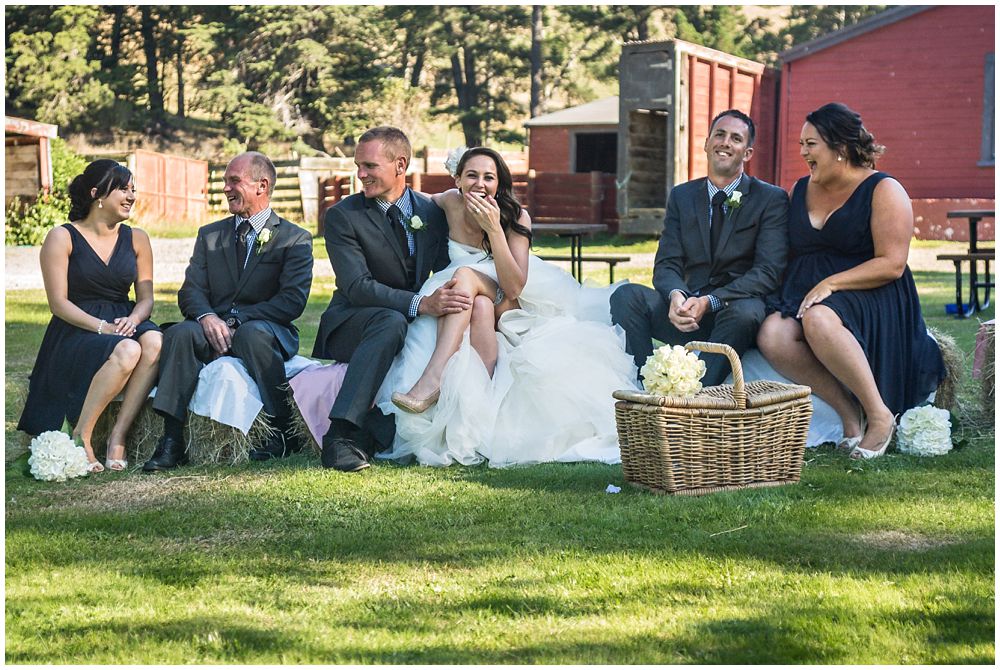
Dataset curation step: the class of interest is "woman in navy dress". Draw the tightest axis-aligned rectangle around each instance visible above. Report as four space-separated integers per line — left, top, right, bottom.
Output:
758 103 944 460
17 160 162 472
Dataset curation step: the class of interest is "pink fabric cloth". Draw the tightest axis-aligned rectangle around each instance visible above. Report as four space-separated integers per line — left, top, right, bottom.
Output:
973 319 995 379
288 362 349 446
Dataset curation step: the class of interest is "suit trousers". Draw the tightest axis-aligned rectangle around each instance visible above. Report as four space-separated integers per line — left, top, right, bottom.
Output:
609 283 764 387
152 319 292 424
321 306 409 445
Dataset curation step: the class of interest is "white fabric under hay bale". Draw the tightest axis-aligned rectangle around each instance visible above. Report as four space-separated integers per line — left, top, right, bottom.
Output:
154 354 317 434
144 354 317 464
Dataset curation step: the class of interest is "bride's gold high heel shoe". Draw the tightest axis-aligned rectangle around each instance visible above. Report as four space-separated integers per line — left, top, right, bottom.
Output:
391 389 441 414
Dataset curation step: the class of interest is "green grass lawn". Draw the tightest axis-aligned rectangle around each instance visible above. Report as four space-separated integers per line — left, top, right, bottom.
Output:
4 238 995 664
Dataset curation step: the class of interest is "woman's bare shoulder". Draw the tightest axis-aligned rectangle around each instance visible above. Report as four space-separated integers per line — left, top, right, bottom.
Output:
432 188 461 206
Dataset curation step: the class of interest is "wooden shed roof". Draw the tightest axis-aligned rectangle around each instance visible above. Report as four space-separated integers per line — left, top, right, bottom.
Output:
780 5 932 63
524 96 618 127
5 116 58 138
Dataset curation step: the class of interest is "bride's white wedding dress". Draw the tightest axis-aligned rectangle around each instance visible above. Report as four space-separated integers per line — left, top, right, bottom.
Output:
375 239 639 467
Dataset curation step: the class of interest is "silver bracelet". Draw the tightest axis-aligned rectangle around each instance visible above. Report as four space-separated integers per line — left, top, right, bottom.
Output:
97 319 106 335
494 287 505 306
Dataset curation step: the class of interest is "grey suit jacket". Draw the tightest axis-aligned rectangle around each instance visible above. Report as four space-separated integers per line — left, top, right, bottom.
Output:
177 210 313 357
652 174 789 304
312 190 449 357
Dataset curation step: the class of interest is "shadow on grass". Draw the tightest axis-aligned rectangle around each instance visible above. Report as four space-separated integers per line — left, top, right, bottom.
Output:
6 576 993 664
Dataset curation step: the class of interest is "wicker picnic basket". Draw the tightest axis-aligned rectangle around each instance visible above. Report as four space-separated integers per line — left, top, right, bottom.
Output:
614 341 813 496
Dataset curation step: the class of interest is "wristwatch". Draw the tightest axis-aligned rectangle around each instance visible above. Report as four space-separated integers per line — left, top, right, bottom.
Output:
225 315 242 329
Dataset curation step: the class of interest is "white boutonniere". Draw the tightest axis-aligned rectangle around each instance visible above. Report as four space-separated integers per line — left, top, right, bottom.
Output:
725 191 743 211
408 215 425 231
256 228 272 254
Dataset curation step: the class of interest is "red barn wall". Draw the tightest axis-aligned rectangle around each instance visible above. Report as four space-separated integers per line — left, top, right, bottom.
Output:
777 6 994 240
528 126 572 173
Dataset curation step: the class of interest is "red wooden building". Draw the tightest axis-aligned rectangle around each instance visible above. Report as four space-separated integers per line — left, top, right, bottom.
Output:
776 5 995 241
524 96 619 174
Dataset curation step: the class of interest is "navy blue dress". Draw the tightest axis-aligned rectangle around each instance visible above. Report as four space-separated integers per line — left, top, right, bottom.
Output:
767 173 945 415
17 223 160 435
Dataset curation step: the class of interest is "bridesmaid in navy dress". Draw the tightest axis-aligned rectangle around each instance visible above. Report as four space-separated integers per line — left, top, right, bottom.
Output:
758 103 944 460
17 160 162 472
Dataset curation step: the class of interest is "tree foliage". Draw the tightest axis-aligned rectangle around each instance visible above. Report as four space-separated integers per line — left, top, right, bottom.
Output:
5 5 890 154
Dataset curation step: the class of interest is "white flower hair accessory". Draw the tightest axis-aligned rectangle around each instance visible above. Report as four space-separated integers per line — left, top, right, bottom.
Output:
640 345 707 398
409 215 425 231
444 146 468 177
28 430 90 481
897 405 953 456
256 228 272 254
725 190 743 210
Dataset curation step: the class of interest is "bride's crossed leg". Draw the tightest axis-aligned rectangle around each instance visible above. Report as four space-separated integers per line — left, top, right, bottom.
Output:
393 266 507 411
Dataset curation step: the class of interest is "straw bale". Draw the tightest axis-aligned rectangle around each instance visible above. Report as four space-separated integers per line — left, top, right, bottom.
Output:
981 321 995 419
90 400 160 464
185 411 275 465
287 395 321 456
929 326 963 412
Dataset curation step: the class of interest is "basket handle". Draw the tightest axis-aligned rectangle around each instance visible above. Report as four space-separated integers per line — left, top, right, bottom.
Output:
684 341 746 409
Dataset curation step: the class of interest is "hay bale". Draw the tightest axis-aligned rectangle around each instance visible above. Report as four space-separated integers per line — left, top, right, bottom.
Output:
288 396 321 456
980 322 995 419
185 412 275 465
89 400 160 464
93 401 279 466
929 326 963 412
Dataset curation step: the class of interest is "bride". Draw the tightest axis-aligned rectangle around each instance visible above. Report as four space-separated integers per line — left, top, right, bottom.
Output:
375 147 638 467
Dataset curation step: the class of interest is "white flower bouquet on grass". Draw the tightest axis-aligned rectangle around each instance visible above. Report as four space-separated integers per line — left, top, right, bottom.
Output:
640 345 707 398
28 430 90 481
897 405 953 457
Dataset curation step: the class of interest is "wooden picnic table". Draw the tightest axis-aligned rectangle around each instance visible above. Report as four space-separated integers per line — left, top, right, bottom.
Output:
941 209 995 318
532 222 608 282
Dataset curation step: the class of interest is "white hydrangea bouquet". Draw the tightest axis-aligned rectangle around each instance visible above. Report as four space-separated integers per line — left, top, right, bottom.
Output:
896 405 953 456
28 430 90 481
640 345 707 397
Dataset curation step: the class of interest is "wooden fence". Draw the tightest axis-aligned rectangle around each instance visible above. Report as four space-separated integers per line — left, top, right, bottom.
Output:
209 158 302 221
317 170 618 235
129 149 207 223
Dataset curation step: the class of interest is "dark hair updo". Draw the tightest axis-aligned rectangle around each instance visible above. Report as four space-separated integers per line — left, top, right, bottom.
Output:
68 159 133 221
455 147 532 255
805 102 885 168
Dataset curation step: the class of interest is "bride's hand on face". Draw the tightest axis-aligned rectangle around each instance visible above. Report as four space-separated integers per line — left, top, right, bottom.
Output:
464 191 502 236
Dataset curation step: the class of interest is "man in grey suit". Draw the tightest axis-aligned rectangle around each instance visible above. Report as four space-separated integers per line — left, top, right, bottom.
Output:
610 109 789 387
313 126 467 472
144 151 314 470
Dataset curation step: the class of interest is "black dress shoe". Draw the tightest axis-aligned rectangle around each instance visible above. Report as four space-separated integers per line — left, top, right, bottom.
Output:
321 436 370 472
249 432 301 461
143 435 188 472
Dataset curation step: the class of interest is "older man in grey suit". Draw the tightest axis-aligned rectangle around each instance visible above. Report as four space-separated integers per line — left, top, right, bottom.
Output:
313 126 468 472
611 109 789 387
144 151 314 470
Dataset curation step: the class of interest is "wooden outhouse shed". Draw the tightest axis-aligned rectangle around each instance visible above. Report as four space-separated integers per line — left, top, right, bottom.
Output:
5 116 57 207
776 5 995 241
615 39 778 235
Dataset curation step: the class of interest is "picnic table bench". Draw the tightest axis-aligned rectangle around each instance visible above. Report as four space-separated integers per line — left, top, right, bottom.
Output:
537 253 631 283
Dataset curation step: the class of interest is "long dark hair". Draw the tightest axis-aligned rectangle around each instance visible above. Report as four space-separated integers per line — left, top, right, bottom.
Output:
805 102 885 168
456 147 531 255
68 159 133 221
